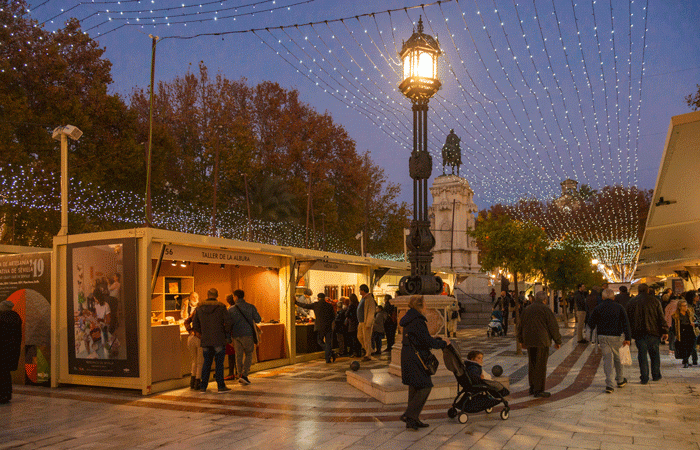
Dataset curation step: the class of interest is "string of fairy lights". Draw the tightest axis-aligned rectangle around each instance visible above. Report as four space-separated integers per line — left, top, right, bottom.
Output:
0 165 355 254
21 0 653 280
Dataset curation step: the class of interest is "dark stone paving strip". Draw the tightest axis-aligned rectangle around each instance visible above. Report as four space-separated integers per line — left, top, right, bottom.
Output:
509 342 587 400
14 347 600 424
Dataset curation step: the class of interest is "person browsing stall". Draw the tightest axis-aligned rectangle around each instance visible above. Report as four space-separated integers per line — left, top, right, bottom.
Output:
229 290 262 384
295 292 336 363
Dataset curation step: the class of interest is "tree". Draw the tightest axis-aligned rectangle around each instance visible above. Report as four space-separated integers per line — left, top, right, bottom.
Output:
0 2 143 244
686 84 700 111
468 214 549 353
129 65 409 253
543 240 605 295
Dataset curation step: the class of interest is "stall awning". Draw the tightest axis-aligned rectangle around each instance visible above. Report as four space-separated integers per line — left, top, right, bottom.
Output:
636 111 700 278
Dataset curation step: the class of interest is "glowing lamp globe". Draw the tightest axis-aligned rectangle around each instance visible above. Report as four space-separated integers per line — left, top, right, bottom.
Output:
398 16 442 101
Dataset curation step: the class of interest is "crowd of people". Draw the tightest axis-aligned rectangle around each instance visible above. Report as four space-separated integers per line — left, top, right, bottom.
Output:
564 282 700 391
183 288 262 392
490 282 700 396
183 285 462 392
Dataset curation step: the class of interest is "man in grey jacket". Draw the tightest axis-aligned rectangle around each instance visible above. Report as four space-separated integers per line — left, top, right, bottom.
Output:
193 288 232 393
228 289 261 385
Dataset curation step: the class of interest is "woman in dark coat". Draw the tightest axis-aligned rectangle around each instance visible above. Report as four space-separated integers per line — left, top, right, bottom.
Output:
400 295 449 430
346 294 361 357
0 300 23 404
670 299 697 368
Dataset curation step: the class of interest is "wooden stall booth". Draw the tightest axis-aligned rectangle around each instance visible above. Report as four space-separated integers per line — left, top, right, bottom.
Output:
51 228 295 395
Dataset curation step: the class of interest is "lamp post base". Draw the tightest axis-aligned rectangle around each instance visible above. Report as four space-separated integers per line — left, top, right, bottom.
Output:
399 274 443 296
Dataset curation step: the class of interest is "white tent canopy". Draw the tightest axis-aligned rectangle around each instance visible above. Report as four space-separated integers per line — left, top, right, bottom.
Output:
636 110 700 280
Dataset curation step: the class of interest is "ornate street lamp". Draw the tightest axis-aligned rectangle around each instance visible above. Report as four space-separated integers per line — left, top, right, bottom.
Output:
398 17 443 296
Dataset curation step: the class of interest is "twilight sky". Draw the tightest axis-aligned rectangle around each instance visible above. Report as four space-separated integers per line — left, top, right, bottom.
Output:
29 0 700 208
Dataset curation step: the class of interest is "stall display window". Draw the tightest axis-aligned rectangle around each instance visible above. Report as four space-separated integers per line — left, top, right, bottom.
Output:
324 285 339 300
341 285 355 297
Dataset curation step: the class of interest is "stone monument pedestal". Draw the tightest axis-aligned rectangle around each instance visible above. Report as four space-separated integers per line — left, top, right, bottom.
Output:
347 295 510 404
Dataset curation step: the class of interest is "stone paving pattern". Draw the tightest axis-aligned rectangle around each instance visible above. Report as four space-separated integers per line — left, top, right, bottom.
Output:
1 319 699 449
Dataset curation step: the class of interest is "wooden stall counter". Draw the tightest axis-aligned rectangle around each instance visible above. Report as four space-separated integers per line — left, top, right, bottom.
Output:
257 323 286 362
151 324 182 383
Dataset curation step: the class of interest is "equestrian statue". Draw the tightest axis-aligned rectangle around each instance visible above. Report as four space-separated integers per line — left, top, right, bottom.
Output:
442 129 462 176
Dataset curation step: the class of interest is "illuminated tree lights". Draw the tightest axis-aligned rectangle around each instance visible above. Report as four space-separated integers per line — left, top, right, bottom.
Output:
0 165 356 254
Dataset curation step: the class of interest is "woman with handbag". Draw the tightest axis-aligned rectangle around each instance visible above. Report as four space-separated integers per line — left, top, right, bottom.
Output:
670 298 697 368
399 295 449 430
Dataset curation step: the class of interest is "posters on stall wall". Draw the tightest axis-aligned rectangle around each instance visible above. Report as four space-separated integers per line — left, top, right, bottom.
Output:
0 252 52 385
66 238 139 377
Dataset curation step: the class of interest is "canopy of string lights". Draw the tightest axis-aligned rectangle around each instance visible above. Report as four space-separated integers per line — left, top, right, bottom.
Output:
26 0 683 281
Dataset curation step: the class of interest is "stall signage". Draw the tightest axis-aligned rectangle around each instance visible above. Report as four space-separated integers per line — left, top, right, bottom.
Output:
312 260 363 274
160 245 281 268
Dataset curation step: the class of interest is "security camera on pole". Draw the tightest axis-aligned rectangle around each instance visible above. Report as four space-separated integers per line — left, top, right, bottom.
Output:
52 125 83 236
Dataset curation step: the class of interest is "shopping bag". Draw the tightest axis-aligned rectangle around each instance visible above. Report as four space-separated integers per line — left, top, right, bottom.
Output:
619 345 632 366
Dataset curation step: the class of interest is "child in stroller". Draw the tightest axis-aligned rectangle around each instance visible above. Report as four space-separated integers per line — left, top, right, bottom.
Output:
487 308 504 337
442 343 510 423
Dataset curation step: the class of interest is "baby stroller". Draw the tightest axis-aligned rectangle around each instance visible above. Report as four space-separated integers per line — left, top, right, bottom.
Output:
442 343 510 423
486 311 504 337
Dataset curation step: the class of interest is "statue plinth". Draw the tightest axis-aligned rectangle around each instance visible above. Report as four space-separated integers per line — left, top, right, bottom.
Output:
388 295 453 377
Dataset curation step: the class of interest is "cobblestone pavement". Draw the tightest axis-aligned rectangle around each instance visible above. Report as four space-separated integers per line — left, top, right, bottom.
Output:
2 320 699 449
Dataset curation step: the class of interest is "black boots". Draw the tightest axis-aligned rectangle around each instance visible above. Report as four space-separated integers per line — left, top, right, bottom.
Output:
190 376 196 389
194 379 201 390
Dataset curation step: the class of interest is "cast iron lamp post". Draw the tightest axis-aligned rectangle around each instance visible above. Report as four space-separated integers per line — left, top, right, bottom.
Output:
398 17 443 296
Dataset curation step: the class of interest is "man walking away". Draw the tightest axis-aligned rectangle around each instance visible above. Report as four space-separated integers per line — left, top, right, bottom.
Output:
229 289 262 384
588 288 632 393
627 283 668 384
193 288 232 393
517 291 562 398
295 292 336 363
574 284 588 343
614 286 631 309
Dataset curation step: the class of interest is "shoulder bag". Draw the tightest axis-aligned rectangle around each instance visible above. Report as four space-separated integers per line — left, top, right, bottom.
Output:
406 333 439 375
235 304 262 345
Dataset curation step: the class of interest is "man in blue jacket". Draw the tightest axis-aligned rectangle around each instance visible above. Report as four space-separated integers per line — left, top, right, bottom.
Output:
588 288 632 393
229 289 262 385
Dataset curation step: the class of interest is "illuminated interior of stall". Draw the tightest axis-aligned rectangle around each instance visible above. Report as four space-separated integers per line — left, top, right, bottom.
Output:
151 260 281 323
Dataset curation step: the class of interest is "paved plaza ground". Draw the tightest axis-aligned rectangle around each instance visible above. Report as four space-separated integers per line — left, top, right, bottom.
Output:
2 320 699 450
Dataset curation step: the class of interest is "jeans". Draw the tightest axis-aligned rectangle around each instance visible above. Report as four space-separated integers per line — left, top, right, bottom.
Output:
317 330 333 362
200 345 226 390
598 335 625 387
635 335 661 383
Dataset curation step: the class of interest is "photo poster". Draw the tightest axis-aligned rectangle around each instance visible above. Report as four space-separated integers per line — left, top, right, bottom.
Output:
66 238 139 377
0 252 52 386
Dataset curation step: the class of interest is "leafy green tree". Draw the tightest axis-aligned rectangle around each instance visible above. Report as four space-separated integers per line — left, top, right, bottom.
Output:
543 240 605 295
469 214 549 353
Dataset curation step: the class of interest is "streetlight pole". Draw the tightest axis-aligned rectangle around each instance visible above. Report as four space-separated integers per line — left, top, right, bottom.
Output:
211 125 222 236
145 34 159 228
398 17 443 296
52 125 82 237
